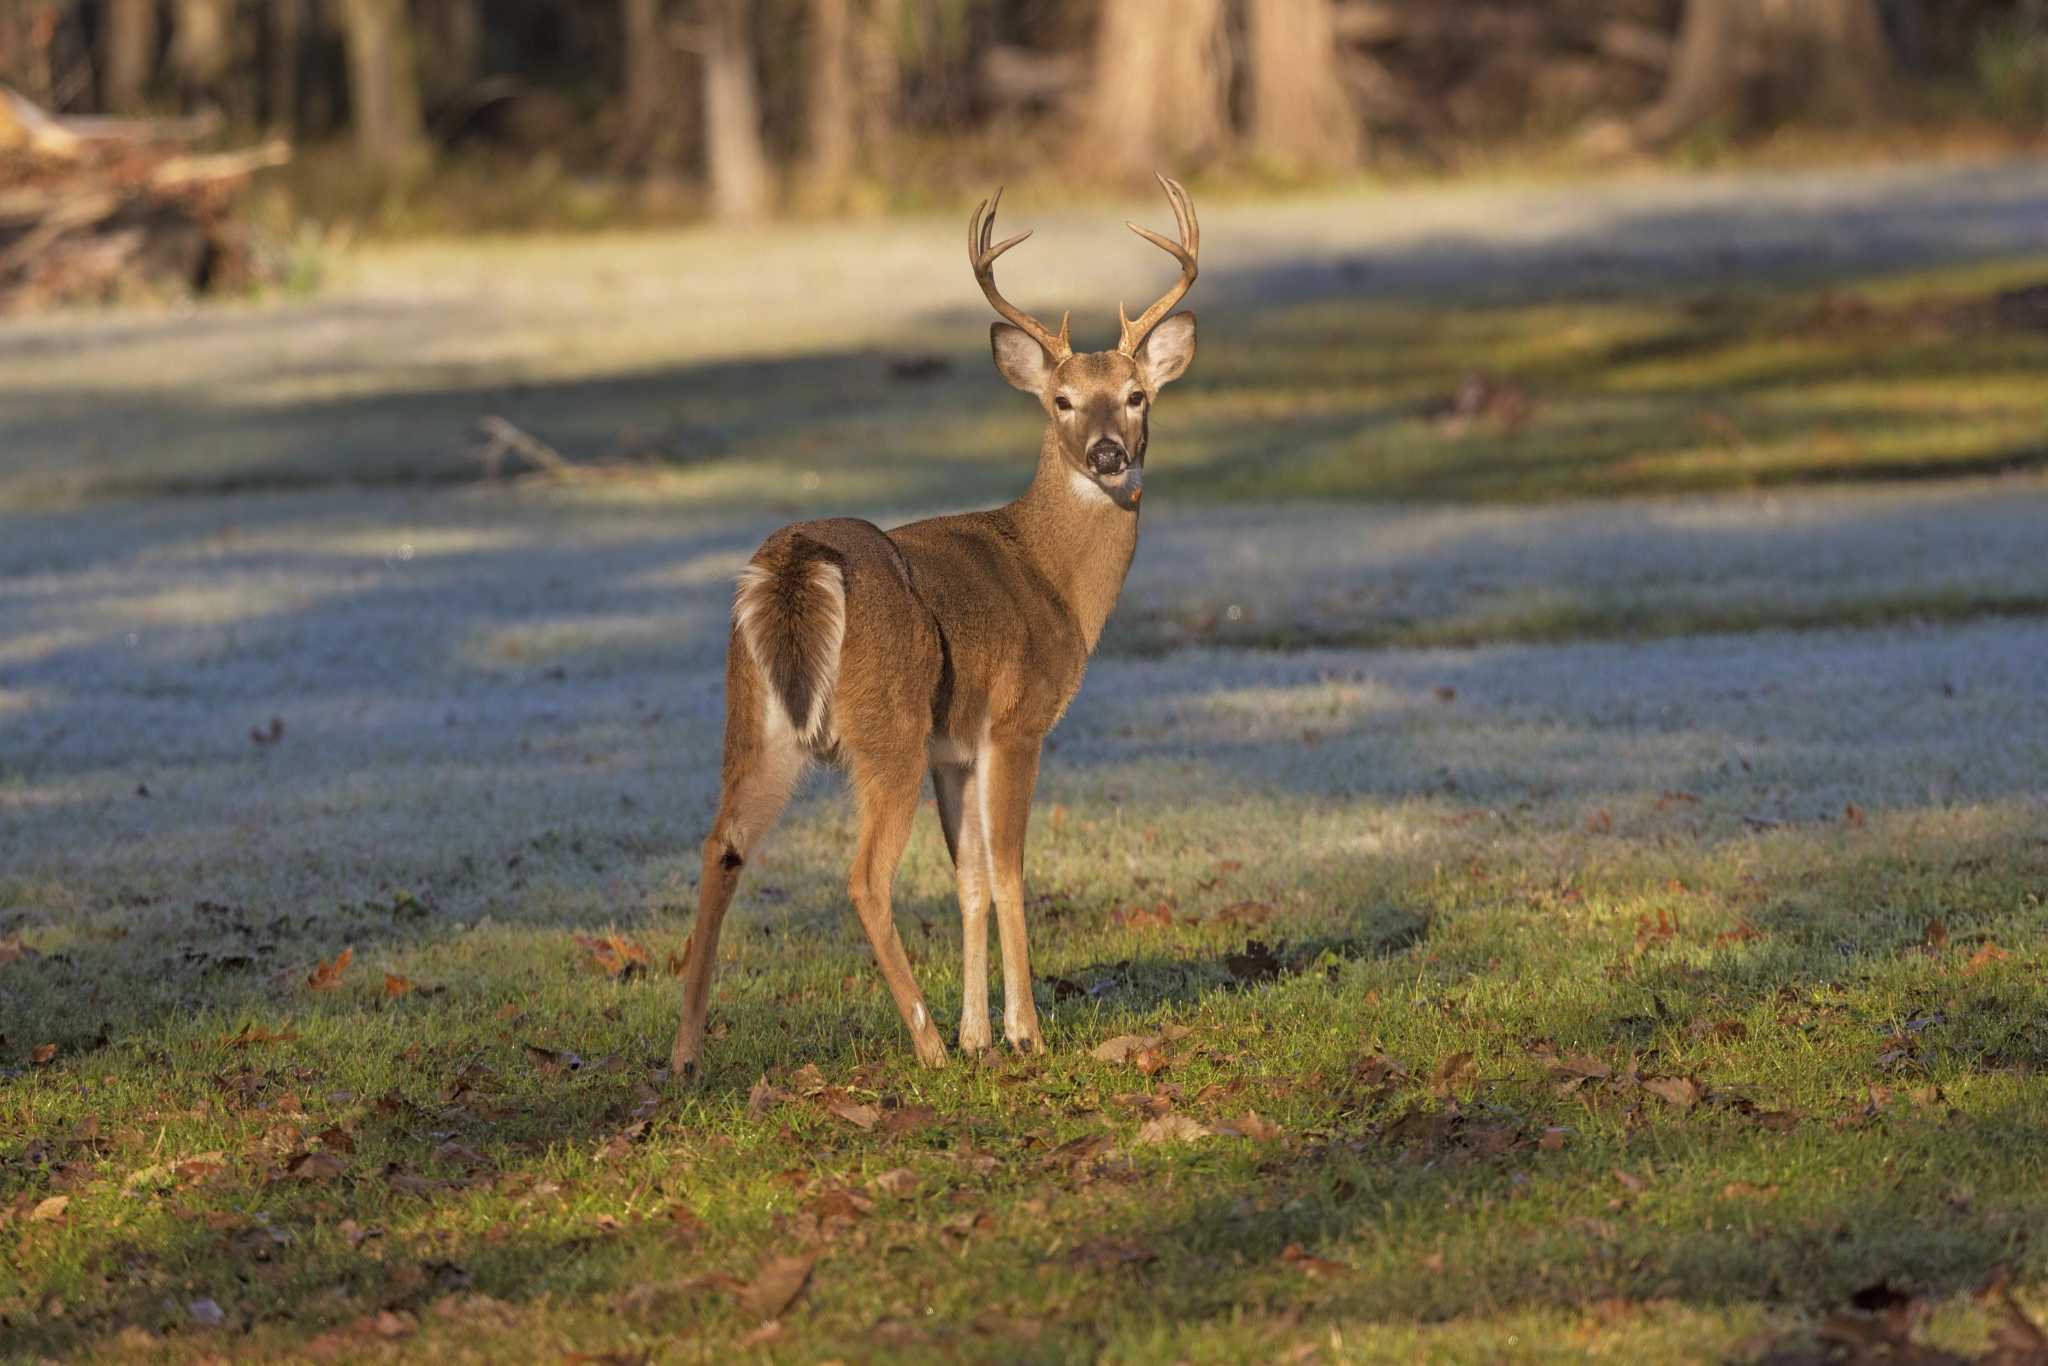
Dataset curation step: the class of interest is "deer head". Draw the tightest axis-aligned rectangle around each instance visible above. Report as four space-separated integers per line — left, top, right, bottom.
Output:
970 174 1199 512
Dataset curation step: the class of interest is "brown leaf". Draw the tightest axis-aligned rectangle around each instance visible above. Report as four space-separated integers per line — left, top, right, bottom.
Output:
737 1252 816 1319
306 947 353 992
1539 1127 1568 1151
29 1042 57 1066
523 1042 582 1076
788 1063 828 1096
1131 1046 1170 1077
383 973 416 999
1428 1051 1476 1098
870 1168 918 1198
876 1104 935 1136
1215 1111 1282 1141
1280 1243 1349 1277
1963 942 2011 975
0 932 39 969
571 931 651 981
1224 939 1283 983
1213 900 1272 926
747 1076 793 1116
1720 1181 1780 1200
220 1023 298 1049
1112 902 1174 930
1092 1034 1161 1064
1714 921 1763 946
1922 919 1949 950
29 1195 70 1222
823 1097 880 1131
285 1150 348 1182
1066 1236 1157 1269
1134 1113 1212 1145
1641 1076 1702 1110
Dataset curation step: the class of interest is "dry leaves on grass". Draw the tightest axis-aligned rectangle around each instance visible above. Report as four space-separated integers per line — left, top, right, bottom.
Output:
737 1252 816 1320
1280 1243 1350 1278
1135 1114 1213 1145
306 947 353 991
1092 1025 1191 1065
572 932 651 982
0 932 38 968
29 1042 57 1065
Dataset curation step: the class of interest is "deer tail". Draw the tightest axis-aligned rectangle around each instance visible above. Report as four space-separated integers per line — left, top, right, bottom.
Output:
732 538 845 746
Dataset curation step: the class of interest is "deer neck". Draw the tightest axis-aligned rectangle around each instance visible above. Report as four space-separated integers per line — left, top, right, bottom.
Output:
1006 428 1140 653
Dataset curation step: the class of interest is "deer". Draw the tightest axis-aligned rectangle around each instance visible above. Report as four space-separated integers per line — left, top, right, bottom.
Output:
669 175 1198 1079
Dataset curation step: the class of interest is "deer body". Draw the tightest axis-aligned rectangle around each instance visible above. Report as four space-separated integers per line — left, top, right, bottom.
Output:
671 179 1198 1076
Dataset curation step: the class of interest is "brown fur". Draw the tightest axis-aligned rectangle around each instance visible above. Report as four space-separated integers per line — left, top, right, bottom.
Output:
671 183 1198 1077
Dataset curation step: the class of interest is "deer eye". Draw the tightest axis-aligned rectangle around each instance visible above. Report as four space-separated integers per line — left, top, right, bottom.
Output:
1126 391 1145 408
1053 396 1072 412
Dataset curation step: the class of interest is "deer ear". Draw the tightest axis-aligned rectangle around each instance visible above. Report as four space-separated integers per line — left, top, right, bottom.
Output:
1135 311 1195 391
991 322 1054 394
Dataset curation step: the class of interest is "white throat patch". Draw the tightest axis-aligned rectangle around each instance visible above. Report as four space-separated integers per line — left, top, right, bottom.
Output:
1067 469 1114 506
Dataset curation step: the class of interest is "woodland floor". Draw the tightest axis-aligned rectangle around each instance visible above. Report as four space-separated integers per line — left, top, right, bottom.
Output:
3 160 2047 1363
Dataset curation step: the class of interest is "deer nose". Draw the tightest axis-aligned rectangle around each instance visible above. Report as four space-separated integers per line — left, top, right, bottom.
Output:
1088 440 1128 475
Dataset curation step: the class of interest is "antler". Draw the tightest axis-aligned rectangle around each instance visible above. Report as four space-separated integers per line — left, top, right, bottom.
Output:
969 187 1071 363
1116 173 1200 356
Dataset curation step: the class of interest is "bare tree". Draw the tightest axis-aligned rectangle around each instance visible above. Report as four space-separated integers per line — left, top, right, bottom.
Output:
1631 0 1895 146
1245 0 1360 172
800 0 855 207
1083 0 1229 180
697 0 770 220
103 0 156 114
338 0 428 172
168 0 232 111
265 0 304 131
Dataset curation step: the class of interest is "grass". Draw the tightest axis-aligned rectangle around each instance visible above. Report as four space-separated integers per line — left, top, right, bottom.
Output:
5 796 2047 1361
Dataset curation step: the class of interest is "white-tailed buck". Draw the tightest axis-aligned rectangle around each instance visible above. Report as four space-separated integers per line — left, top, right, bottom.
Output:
670 176 1199 1076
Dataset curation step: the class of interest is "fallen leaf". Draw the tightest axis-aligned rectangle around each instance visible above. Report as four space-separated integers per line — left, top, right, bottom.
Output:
1092 1034 1161 1065
1224 939 1282 984
1215 1111 1282 1141
823 1097 880 1130
1964 943 2012 975
0 933 39 968
29 1042 57 1065
383 973 416 998
1720 1181 1780 1200
747 1076 793 1115
1112 903 1174 931
1428 1051 1476 1098
1714 921 1763 946
30 1195 69 1222
1213 901 1273 926
1135 1113 1212 1145
789 1062 828 1096
523 1042 582 1076
870 1168 918 1197
285 1150 348 1182
737 1252 816 1319
571 931 651 981
1641 1076 1702 1110
306 947 353 991
1280 1243 1349 1277
1131 1046 1170 1077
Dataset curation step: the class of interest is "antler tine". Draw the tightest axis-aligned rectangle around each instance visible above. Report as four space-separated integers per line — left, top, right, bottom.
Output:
969 186 1071 362
1116 173 1200 356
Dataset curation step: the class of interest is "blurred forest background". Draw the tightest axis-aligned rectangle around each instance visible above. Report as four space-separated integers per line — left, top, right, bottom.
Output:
2 0 2047 294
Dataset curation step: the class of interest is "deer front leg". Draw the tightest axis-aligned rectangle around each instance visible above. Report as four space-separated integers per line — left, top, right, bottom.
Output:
848 756 950 1069
981 739 1044 1054
934 763 993 1054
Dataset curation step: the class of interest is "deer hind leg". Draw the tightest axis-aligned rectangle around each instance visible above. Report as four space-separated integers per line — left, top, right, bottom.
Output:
982 738 1045 1053
848 752 949 1068
934 762 993 1054
670 653 805 1081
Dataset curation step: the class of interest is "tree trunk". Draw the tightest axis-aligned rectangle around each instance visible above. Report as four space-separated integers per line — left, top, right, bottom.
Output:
416 0 480 103
800 0 854 209
699 0 770 221
1245 0 1360 173
168 0 232 110
338 0 428 172
103 0 156 114
616 0 672 172
1634 0 1893 146
266 0 304 131
1083 0 1228 180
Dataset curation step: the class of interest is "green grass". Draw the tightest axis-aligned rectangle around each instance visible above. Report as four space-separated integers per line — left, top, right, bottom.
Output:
5 798 2047 1361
